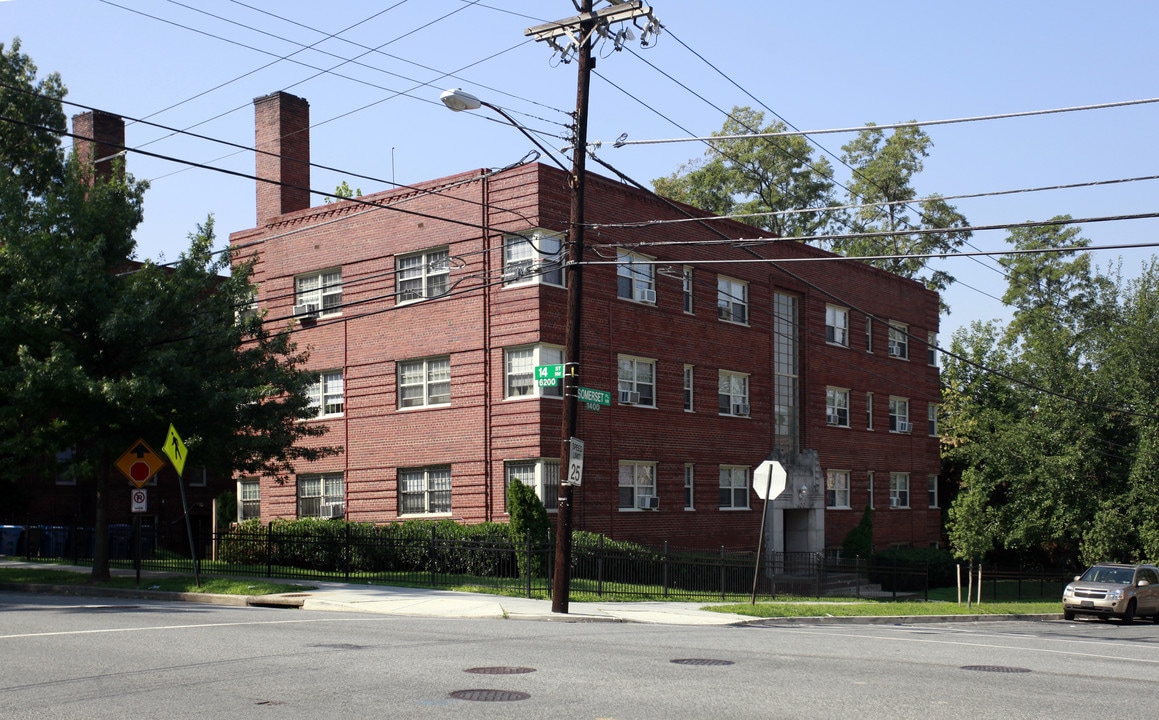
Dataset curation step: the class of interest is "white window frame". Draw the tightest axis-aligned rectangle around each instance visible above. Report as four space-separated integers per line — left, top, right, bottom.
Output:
683 364 694 412
719 465 750 510
297 472 344 519
927 331 938 366
865 316 874 353
505 345 563 399
504 229 564 287
618 460 657 511
617 355 656 407
616 249 656 303
826 387 850 427
866 391 874 430
399 356 451 409
684 463 695 510
399 466 452 516
867 470 875 510
889 396 911 433
397 248 450 304
889 472 910 509
505 459 559 513
238 478 260 521
888 321 909 359
305 370 344 418
718 370 750 416
825 304 849 346
295 269 342 317
716 275 749 325
928 474 939 509
826 469 851 509
682 266 694 314
928 403 939 436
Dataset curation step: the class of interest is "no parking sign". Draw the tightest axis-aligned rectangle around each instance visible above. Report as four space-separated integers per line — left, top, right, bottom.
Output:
131 488 147 513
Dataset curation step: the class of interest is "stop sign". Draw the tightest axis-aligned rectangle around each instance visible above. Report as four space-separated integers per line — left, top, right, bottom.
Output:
752 460 787 500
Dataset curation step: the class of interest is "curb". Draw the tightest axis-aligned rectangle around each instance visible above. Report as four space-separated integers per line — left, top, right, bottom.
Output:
735 612 1062 626
0 581 251 607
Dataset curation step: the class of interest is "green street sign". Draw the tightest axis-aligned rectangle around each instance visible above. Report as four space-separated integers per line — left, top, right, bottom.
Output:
577 387 610 406
535 364 565 387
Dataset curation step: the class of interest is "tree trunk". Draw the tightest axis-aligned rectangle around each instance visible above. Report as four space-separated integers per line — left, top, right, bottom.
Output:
90 449 111 582
966 559 974 609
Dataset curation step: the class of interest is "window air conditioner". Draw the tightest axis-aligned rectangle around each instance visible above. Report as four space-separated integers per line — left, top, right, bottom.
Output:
733 403 750 416
327 504 345 519
636 495 659 510
635 287 656 304
293 302 320 319
620 390 641 405
826 413 839 425
888 343 903 357
896 421 911 433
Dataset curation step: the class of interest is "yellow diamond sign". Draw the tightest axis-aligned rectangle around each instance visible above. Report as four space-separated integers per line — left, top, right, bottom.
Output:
116 439 165 488
163 424 188 477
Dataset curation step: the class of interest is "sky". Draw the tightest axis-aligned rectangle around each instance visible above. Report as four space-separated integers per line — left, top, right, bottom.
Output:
3 0 1157 342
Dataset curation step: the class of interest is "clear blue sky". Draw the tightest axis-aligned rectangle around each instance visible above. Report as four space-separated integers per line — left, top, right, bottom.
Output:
4 0 1157 342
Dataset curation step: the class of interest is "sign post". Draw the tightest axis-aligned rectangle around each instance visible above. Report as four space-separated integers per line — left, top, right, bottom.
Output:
163 424 199 588
116 440 164 588
751 460 787 604
131 488 147 586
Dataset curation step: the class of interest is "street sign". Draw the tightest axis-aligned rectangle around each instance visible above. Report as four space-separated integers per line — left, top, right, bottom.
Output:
163 424 188 477
576 386 610 406
535 364 565 387
565 437 584 486
131 488 148 513
753 460 787 500
115 439 166 488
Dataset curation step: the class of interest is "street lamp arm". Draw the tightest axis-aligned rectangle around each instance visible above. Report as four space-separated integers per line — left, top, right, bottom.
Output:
440 89 570 173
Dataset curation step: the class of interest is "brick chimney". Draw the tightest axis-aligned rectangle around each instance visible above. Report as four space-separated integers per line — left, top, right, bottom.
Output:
72 110 125 185
254 92 311 223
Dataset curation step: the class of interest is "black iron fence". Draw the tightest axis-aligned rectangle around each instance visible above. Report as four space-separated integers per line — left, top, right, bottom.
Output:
0 523 1070 602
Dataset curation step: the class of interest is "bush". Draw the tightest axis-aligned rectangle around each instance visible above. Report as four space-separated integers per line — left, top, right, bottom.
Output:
869 547 955 591
506 480 552 578
842 506 873 558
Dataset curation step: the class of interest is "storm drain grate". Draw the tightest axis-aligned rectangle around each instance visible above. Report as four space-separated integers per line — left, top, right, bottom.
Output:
449 689 530 702
465 666 537 675
961 665 1031 674
671 658 735 666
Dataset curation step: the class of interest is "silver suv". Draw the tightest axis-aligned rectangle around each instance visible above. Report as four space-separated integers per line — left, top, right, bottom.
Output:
1062 563 1159 623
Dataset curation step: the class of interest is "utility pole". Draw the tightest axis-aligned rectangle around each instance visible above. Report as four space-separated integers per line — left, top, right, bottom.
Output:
526 1 658 614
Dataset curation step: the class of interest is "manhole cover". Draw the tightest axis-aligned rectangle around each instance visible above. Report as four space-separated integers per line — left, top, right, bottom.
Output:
449 689 530 702
671 658 734 666
465 667 537 675
960 665 1031 673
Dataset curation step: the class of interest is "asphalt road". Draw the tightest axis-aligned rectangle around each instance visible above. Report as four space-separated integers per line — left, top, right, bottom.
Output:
3 591 1157 719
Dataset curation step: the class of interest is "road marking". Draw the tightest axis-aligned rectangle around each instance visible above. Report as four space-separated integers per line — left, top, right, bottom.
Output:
0 616 365 641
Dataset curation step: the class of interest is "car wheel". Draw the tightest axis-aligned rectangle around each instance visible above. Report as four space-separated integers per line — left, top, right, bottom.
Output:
1121 599 1136 625
1064 609 1075 621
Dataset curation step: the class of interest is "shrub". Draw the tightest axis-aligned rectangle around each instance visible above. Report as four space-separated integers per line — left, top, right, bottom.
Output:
506 480 552 578
842 506 873 558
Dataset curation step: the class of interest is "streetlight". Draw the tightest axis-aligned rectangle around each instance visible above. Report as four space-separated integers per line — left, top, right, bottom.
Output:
441 83 589 614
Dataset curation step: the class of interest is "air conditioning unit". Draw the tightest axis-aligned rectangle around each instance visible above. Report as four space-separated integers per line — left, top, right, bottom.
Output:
636 495 659 510
733 403 750 416
635 287 656 304
293 302 320 319
327 504 345 519
888 343 904 357
896 421 911 433
826 413 839 425
619 390 641 405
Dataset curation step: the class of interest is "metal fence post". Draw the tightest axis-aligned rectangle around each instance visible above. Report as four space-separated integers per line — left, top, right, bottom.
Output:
429 523 437 587
525 529 532 599
265 522 273 578
662 541 669 598
597 534 604 598
343 522 351 582
720 546 726 601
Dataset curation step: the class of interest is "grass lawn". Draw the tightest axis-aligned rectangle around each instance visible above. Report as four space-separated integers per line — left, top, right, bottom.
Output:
0 567 313 596
707 597 1062 618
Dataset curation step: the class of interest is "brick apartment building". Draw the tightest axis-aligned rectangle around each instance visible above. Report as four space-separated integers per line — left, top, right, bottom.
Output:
228 92 943 555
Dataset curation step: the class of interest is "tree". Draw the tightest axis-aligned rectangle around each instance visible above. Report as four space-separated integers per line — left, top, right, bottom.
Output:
0 41 338 580
652 107 839 238
836 124 971 298
324 180 361 203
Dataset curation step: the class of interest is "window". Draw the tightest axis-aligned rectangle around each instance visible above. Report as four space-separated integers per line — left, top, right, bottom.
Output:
682 266 694 314
504 230 563 286
189 465 207 487
618 461 656 510
616 249 655 303
774 294 799 455
397 248 449 303
717 275 749 324
399 357 451 408
866 392 874 430
928 474 939 508
928 403 939 436
826 387 850 427
399 466 452 515
889 396 911 432
889 473 910 508
684 464 695 510
865 316 873 352
54 447 77 486
826 470 851 509
505 345 563 399
888 321 909 359
718 370 750 416
297 472 344 519
617 355 656 407
305 370 344 418
683 364 694 412
719 466 750 509
927 331 938 366
867 471 875 509
295 269 342 316
505 460 559 512
239 479 260 521
826 305 849 346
